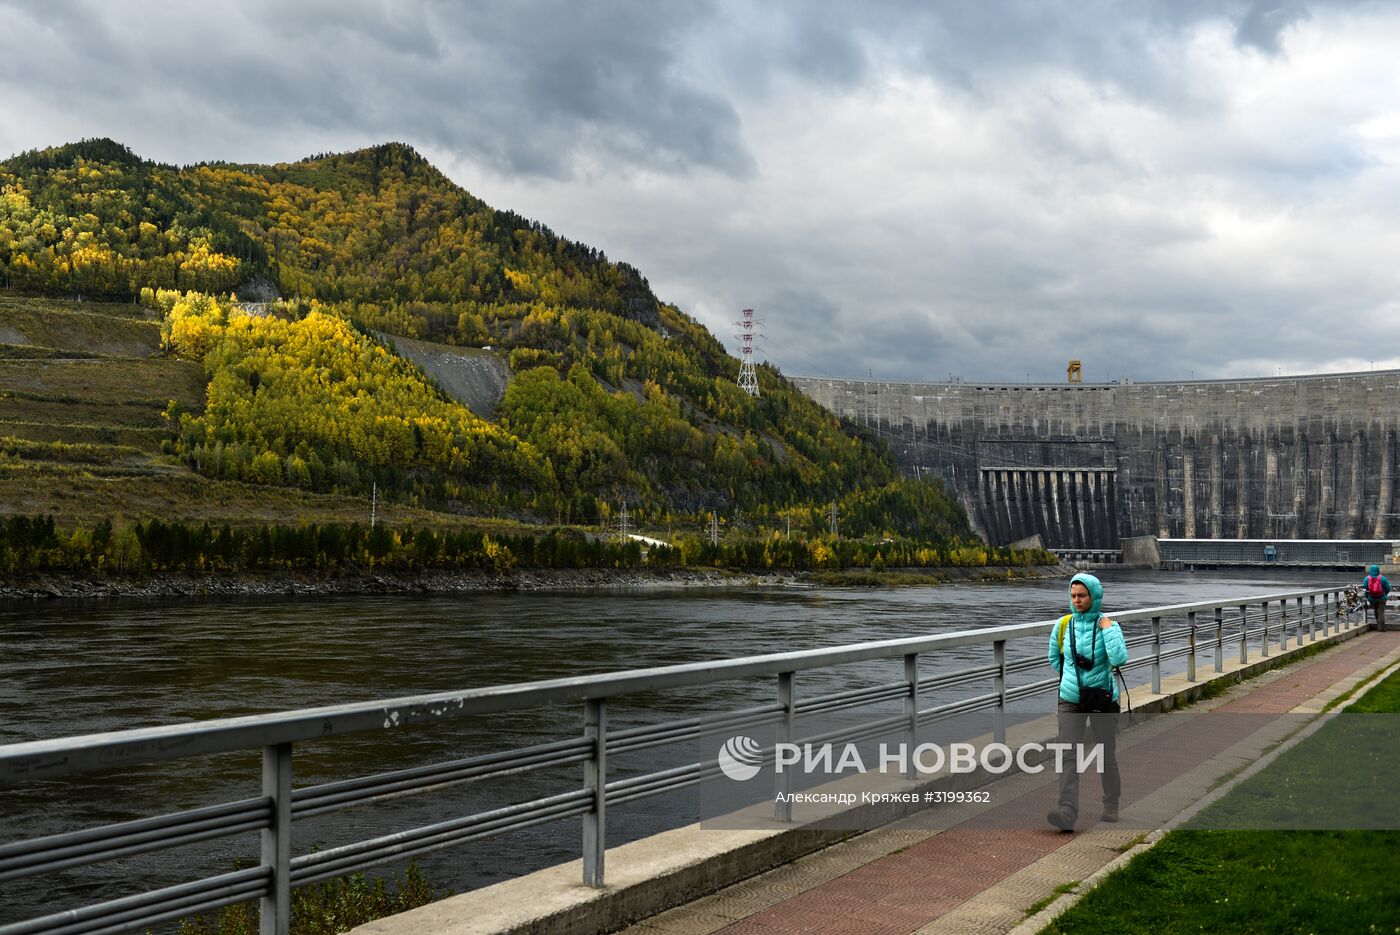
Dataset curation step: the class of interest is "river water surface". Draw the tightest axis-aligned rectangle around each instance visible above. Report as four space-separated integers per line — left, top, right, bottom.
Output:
0 569 1354 926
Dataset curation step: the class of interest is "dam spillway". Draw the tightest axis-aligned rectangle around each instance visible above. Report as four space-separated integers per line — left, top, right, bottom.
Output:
791 370 1400 548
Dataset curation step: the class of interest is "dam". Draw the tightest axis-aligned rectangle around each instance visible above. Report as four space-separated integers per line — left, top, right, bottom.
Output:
791 369 1400 549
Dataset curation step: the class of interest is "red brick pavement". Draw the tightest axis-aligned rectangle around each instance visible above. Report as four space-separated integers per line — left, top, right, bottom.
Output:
714 631 1400 934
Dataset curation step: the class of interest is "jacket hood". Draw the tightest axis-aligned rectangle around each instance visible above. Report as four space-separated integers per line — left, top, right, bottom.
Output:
1069 572 1103 616
1370 564 1382 576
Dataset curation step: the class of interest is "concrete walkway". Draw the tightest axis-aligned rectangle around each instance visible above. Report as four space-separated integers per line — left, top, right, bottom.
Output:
617 630 1400 935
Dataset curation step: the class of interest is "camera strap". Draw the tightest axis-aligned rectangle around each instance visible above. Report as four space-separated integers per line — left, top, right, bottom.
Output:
1068 616 1097 696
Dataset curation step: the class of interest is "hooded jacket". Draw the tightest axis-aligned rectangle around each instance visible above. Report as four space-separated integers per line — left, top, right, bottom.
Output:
1364 564 1391 598
1048 572 1129 703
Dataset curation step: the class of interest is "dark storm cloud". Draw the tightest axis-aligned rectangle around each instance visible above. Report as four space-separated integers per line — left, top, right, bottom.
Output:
0 0 1337 174
0 0 752 177
1235 2 1312 54
0 1 1308 172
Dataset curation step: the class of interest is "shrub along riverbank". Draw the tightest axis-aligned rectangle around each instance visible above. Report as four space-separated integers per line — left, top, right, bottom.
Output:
0 513 1062 597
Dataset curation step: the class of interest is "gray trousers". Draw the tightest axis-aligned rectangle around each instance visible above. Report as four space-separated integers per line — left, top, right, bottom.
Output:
1055 700 1120 820
1371 598 1387 630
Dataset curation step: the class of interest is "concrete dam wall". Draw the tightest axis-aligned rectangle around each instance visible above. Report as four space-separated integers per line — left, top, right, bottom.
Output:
791 370 1400 548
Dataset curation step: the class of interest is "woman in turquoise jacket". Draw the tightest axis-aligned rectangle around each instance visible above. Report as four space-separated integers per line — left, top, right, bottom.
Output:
1046 572 1128 831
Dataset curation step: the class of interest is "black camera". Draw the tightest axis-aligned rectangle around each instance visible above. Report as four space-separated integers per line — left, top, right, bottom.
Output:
1074 653 1095 670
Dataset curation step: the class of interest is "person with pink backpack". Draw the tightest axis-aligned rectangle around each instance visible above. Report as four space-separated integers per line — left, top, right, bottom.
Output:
1363 564 1391 631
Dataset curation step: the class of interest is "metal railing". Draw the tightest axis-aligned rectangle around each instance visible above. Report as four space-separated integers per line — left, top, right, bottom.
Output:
0 586 1366 935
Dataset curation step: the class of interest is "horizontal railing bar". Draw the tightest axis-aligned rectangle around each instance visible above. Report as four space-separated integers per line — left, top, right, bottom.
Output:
1005 656 1048 674
1006 677 1061 702
1 815 269 882
608 710 785 756
292 738 591 816
47 879 271 935
800 713 909 748
292 788 591 873
919 691 1001 722
0 866 269 935
289 792 591 884
606 760 724 800
69 885 269 935
609 702 783 742
797 681 909 715
920 663 1000 691
292 798 592 885
291 797 594 887
0 797 268 860
606 768 725 807
2 587 1341 783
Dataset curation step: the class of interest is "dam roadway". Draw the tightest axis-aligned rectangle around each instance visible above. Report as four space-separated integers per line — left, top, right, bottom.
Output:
792 368 1400 550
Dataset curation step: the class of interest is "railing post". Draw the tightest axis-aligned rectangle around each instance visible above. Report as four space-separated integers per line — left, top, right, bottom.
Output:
583 698 606 887
1295 597 1303 647
904 655 920 780
1239 604 1249 664
1187 611 1197 682
260 742 292 935
993 641 1007 746
1261 601 1270 658
775 672 795 820
1214 606 1224 673
1309 594 1317 641
1152 617 1162 694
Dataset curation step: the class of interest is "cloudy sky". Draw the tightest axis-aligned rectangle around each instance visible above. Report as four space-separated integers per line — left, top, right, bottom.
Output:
4 0 1400 382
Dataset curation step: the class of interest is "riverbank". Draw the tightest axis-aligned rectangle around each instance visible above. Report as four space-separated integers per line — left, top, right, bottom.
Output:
0 563 1073 600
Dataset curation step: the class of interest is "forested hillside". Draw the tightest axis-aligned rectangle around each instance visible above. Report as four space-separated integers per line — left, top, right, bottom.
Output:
0 138 974 543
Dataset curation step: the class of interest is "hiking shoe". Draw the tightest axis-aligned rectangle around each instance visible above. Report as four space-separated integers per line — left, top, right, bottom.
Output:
1047 809 1075 832
1101 804 1120 823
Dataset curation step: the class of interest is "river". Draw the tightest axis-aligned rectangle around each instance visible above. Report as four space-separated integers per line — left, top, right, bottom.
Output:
0 568 1355 926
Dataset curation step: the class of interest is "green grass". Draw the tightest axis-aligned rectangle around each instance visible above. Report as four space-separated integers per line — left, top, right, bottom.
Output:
1338 663 1400 712
0 464 558 532
0 357 206 406
0 420 172 452
1041 668 1400 934
0 435 146 464
0 295 160 356
1041 831 1400 934
1024 881 1079 919
0 343 104 359
0 393 173 428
